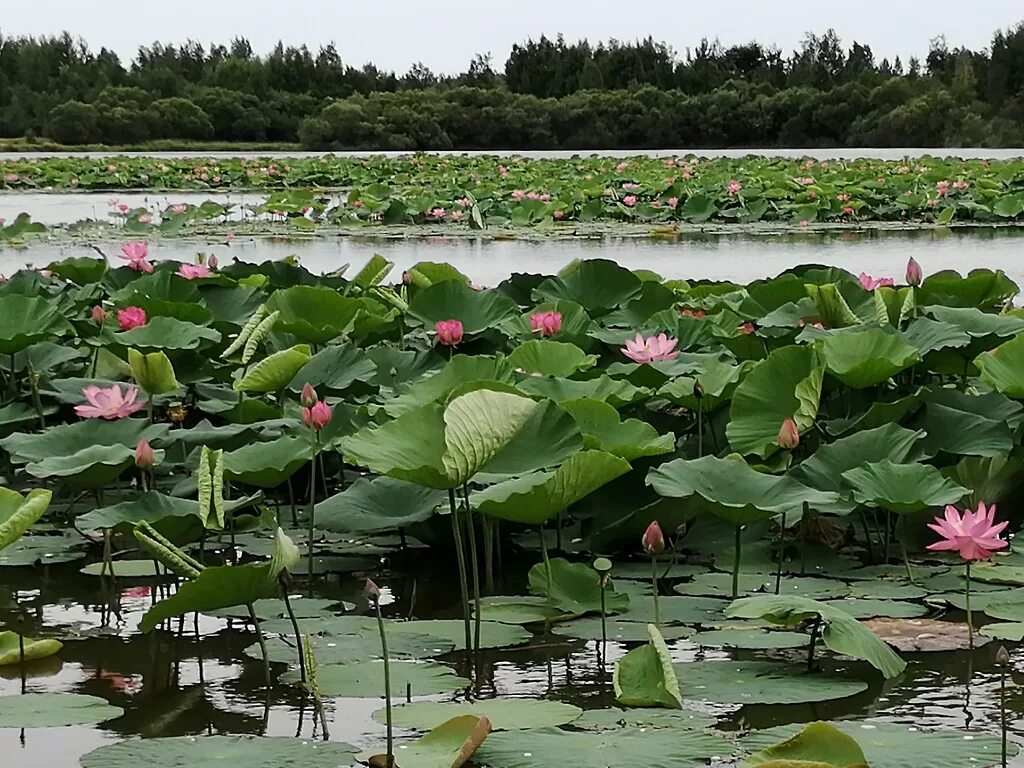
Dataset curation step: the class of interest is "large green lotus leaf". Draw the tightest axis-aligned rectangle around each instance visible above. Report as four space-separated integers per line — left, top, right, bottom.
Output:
0 630 62 665
613 624 683 709
678 660 868 704
15 340 87 375
139 563 276 632
517 373 650 408
647 455 838 526
284 660 468 697
741 720 1016 768
288 343 376 393
0 693 122 728
442 389 540 485
405 261 469 287
805 283 862 328
600 281 678 328
476 725 732 768
80 735 358 768
385 355 515 417
554 618 694 642
826 391 923 437
841 459 968 514
727 345 823 457
0 294 75 354
127 348 179 396
222 436 314 487
505 300 596 345
917 268 1018 309
911 387 1022 457
816 328 920 388
571 707 716 732
528 557 629 615
531 258 643 316
363 715 491 768
47 255 107 284
339 403 450 488
0 402 47 437
0 488 51 551
477 399 584 480
474 450 630 525
408 280 518 334
506 339 597 376
26 444 134 488
675 573 849 600
900 317 971 355
742 721 868 768
2 418 166 465
658 358 751 412
925 304 1024 343
234 344 312 392
824 598 927 619
316 476 445 533
794 424 926 497
975 332 1024 397
692 627 809 649
983 600 1024 621
75 491 200 533
245 631 451 665
476 595 567 624
980 622 1024 640
559 399 675 460
0 533 86 566
389 619 531 651
726 595 907 678
378 699 582 732
265 285 363 344
618 595 728 625
114 316 221 350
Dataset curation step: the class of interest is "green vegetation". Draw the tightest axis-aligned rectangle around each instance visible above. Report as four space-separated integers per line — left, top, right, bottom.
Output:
1 24 1023 148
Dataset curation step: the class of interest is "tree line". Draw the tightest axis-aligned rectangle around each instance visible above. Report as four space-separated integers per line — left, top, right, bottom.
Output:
0 24 1022 148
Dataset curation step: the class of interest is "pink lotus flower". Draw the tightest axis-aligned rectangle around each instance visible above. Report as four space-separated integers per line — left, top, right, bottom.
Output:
117 204 129 214
138 214 152 224
622 195 638 207
727 180 742 195
738 322 755 335
75 384 145 420
91 305 106 325
926 502 1008 561
615 161 629 172
906 257 922 287
169 204 187 214
435 319 463 346
456 197 472 207
778 417 800 449
511 189 526 200
426 208 446 220
859 273 895 291
678 308 706 319
107 198 120 207
177 263 212 280
836 193 851 202
302 401 333 431
642 520 666 555
936 180 950 197
666 197 679 209
135 439 155 469
449 210 462 222
529 311 562 337
841 206 855 216
117 307 147 331
622 182 641 191
553 210 565 219
4 173 18 183
119 242 153 273
953 180 970 191
621 332 679 364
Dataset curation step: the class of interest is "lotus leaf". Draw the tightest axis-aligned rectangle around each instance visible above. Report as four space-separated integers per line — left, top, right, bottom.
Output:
80 735 358 768
0 294 75 354
742 721 868 768
234 344 312 392
409 280 519 333
114 316 221 350
841 460 968 513
817 328 921 388
612 624 683 709
0 630 62 665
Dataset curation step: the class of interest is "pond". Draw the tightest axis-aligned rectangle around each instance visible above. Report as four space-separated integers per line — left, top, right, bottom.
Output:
0 232 1023 768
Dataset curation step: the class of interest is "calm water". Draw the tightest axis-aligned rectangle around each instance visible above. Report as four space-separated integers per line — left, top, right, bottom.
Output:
4 228 1024 287
2 148 1023 161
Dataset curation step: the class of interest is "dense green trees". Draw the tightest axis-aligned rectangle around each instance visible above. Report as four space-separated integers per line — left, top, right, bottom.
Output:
0 24 1022 148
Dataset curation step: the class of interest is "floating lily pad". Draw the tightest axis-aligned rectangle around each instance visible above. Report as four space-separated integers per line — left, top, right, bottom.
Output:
619 596 728 626
80 735 359 768
260 614 377 636
674 573 849 600
554 618 694 642
571 707 717 732
0 534 85 566
377 699 583 732
677 661 869 705
741 720 1016 768
284 660 468 697
862 617 991 651
847 582 927 600
207 597 343 620
246 631 452 665
390 619 532 651
528 557 629 615
0 631 62 665
609 562 709 581
979 622 1024 641
0 692 122 727
742 721 868 768
983 601 1024 622
364 714 491 768
823 599 927 620
81 560 170 578
475 724 733 768
476 596 568 625
692 628 808 649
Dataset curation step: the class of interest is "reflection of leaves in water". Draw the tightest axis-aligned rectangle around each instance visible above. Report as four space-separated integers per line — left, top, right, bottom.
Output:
107 684 264 739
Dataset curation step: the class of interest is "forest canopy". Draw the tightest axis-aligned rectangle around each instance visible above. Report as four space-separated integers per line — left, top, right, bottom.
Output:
1 24 1023 148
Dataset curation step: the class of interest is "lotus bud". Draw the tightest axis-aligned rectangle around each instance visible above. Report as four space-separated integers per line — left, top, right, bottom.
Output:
365 578 382 603
642 521 666 556
300 382 318 408
435 319 464 346
778 417 800 450
91 305 106 325
995 645 1010 666
402 271 412 285
302 400 332 431
693 378 704 399
135 439 155 470
906 257 922 287
207 254 219 270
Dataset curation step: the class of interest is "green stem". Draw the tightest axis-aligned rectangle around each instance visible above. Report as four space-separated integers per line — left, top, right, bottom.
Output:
247 604 271 688
373 597 393 767
800 502 811 576
282 586 308 685
27 364 45 429
775 510 786 595
732 525 742 599
651 555 660 626
899 534 916 584
307 431 319 586
539 522 552 597
965 562 974 649
463 484 481 653
482 515 495 593
696 401 703 457
883 510 892 565
447 489 472 653
807 615 822 672
599 579 607 650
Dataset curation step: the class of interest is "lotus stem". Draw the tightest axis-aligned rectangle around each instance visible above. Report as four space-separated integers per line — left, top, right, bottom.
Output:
371 594 394 768
800 502 811 575
307 431 319 588
696 401 703 457
775 510 786 595
1000 661 1007 767
101 529 113 579
539 522 553 597
7 354 15 396
965 562 973 649
482 515 495 593
650 555 660 626
899 535 916 584
18 627 26 693
860 510 875 563
807 615 822 672
599 577 608 651
882 510 892 565
463 484 482 652
732 525 742 599
27 364 45 429
279 587 308 687
247 603 271 688
447 489 472 653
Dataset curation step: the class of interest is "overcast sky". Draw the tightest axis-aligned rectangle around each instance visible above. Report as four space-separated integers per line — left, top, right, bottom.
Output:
3 1 1022 73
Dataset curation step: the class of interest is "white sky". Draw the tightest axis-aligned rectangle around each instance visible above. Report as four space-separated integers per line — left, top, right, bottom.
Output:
2 0 1022 74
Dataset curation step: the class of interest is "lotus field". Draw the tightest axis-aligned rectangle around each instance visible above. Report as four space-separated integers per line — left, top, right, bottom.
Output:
1 249 1024 767
4 154 1024 230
